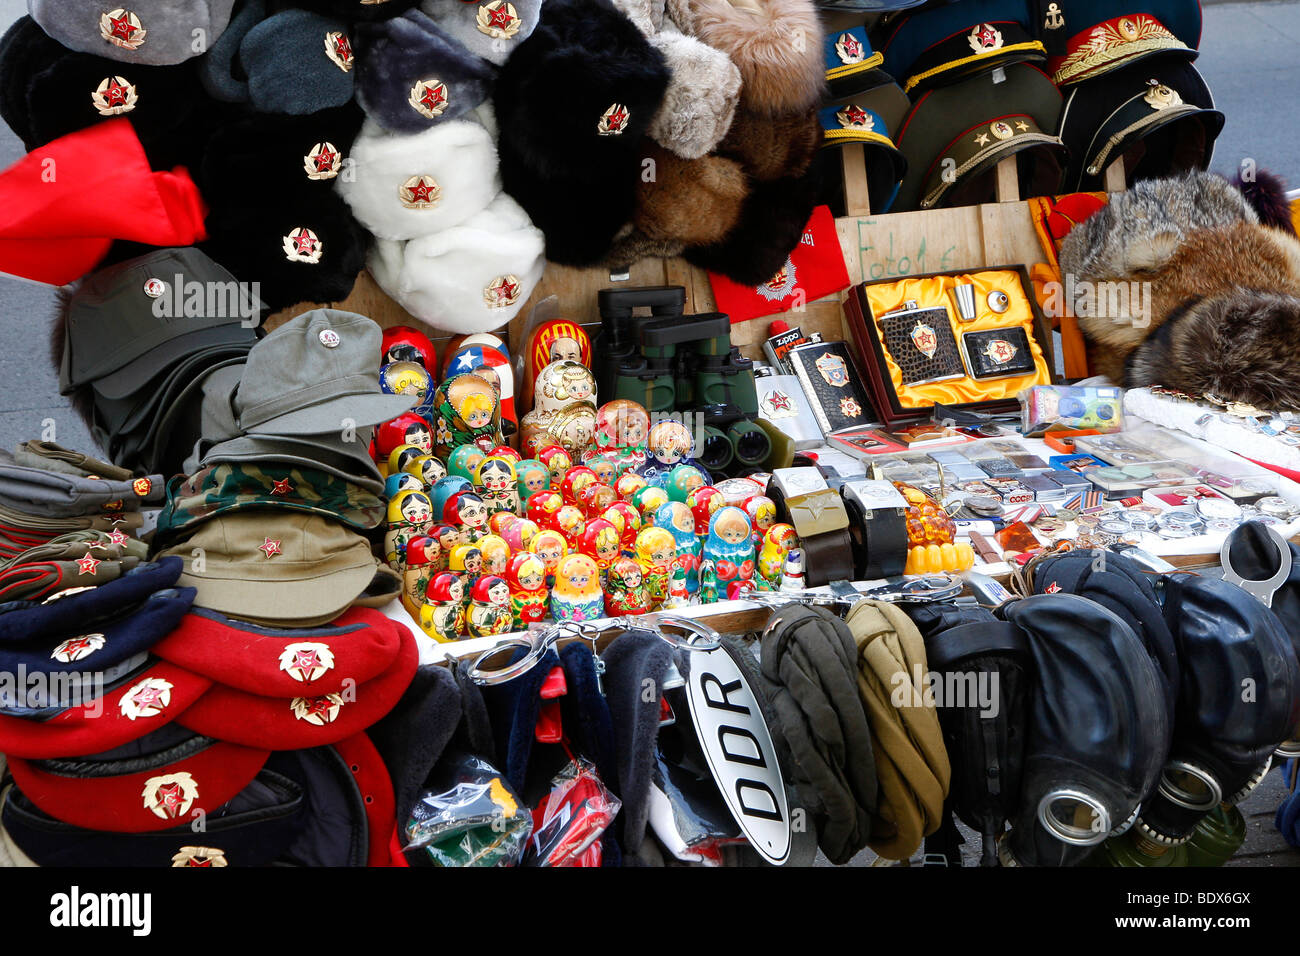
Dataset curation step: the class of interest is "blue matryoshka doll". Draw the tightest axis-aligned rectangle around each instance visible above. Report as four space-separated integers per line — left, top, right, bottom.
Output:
699 507 756 603
655 500 702 596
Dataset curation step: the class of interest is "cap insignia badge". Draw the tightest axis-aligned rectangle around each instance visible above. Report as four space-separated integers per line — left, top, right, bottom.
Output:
324 31 354 72
172 846 228 867
120 677 173 720
279 642 336 683
142 772 198 821
969 23 1004 53
283 227 323 264
484 275 522 308
101 9 146 50
92 75 138 116
260 538 283 559
835 32 864 64
477 1 521 39
291 693 344 725
410 79 449 119
51 633 106 663
400 174 442 209
76 553 102 576
305 142 342 180
597 103 630 136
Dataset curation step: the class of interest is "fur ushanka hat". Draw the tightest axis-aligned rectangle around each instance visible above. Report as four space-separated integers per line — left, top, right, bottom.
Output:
494 0 670 266
29 0 239 66
667 0 825 116
420 0 542 66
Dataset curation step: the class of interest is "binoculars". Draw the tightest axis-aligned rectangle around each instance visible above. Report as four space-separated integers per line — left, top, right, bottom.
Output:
596 285 766 477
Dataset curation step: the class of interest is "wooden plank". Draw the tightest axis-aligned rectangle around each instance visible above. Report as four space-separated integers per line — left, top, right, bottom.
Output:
1104 156 1127 193
993 155 1020 203
840 144 873 218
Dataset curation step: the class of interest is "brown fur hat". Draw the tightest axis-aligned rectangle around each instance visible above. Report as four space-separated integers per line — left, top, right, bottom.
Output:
634 144 749 244
1126 289 1300 411
717 106 821 182
666 0 824 116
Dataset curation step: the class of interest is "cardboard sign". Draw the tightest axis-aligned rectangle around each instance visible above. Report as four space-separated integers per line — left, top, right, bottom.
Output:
684 644 791 865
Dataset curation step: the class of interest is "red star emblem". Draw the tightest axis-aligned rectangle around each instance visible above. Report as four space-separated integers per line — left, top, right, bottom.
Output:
107 528 130 546
302 697 337 721
333 34 353 62
842 105 869 126
768 391 792 411
156 783 184 818
1045 582 1062 594
842 35 861 57
260 538 283 559
408 181 438 204
130 684 166 710
491 278 519 302
313 147 337 172
103 79 130 107
293 649 323 672
607 106 628 129
188 858 213 867
270 479 294 496
421 85 446 112
487 5 515 28
110 14 137 41
76 554 101 576
976 26 999 47
293 232 317 256
59 636 96 658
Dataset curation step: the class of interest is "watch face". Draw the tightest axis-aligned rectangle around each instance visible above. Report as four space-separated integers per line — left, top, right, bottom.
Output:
1258 496 1293 518
1194 497 1242 521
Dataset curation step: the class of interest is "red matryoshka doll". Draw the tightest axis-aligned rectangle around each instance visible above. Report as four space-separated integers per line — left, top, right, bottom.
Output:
489 445 522 463
551 554 605 623
444 491 490 542
687 485 725 536
419 572 467 642
431 523 465 560
538 445 573 486
523 319 592 412
401 535 441 617
551 504 587 550
615 471 647 501
526 489 564 528
578 518 621 574
504 552 549 628
449 543 484 589
475 456 520 515
560 465 598 504
477 534 511 578
604 556 651 616
529 528 568 586
375 412 433 474
577 482 617 519
602 501 641 551
382 325 437 372
489 512 517 537
467 575 513 637
595 399 649 455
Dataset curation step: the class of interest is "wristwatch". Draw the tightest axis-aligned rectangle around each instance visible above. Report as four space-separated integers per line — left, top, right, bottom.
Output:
841 479 909 580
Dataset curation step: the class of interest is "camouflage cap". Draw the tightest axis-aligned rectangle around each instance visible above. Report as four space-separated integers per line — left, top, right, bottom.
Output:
155 462 386 543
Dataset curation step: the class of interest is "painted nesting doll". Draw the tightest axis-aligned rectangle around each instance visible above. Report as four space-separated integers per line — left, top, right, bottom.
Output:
380 360 435 418
515 459 551 502
501 517 541 553
604 556 651 616
476 456 520 515
384 489 434 569
578 518 622 576
699 507 755 603
427 477 473 527
447 444 487 484
467 575 513 637
432 373 502 459
505 552 550 628
529 529 568 586
634 525 677 610
687 485 725 536
406 455 446 487
551 505 587 551
387 443 426 480
551 554 605 624
615 471 647 501
401 535 441 617
631 485 670 526
477 534 511 578
601 501 641 553
431 523 466 561
758 523 798 587
665 464 709 503
519 361 598 459
444 491 490 542
655 500 702 596
743 495 778 547
526 489 564 528
582 452 619 488
639 419 696 485
449 543 484 589
560 466 599 505
385 472 424 500
419 572 467 642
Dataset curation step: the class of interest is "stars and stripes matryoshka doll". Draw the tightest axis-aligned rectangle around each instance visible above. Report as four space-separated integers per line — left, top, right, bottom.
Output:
419 572 468 642
551 554 605 624
505 552 550 629
432 373 502 460
605 556 651 616
475 455 520 515
634 525 677 609
699 507 756 603
467 575 513 638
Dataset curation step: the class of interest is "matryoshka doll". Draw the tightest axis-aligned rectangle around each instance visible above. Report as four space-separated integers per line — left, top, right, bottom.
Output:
551 505 587 551
615 471 647 502
449 543 484 589
402 535 441 617
519 361 598 458
413 456 446 487
560 466 598 505
631 485 670 526
582 452 619 488
431 523 465 562
475 456 520 515
602 501 641 552
758 523 798 587
639 419 695 485
385 472 423 501
447 444 486 484
487 445 522 463
478 534 511 578
432 373 502 459
665 464 708 503
604 556 651 616
529 528 568 586
699 507 756 603
686 485 725 536
502 517 541 553
593 400 649 472
419 572 467 642
526 489 564 528
375 412 433 475
489 512 516 538
577 482 617 519
538 445 573 486
380 360 434 418
515 459 551 502
444 491 490 542
467 575 513 637
634 525 677 609
578 518 622 576
385 489 434 569
655 501 702 596
744 495 778 548
523 319 592 412
427 476 473 526
504 552 549 628
388 443 426 481
551 554 605 623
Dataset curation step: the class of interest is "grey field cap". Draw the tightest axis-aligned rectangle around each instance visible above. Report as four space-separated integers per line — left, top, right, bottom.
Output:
28 1 239 66
233 309 417 435
0 460 164 516
60 247 260 398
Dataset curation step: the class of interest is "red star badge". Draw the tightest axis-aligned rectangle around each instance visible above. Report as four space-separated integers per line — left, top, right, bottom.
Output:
76 554 101 576
294 232 317 256
841 105 869 126
408 181 437 203
130 684 165 710
103 79 130 106
421 85 446 112
487 5 515 28
768 391 792 412
1045 582 1062 593
54 636 97 660
107 528 130 546
489 277 519 303
334 35 352 61
260 538 283 559
313 147 337 172
977 25 999 47
270 479 294 496
110 14 137 41
155 783 184 817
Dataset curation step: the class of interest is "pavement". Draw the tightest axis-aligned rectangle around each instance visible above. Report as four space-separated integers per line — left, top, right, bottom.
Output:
0 0 1299 867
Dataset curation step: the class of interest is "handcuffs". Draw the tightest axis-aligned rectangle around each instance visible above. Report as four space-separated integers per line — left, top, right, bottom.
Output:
745 573 965 610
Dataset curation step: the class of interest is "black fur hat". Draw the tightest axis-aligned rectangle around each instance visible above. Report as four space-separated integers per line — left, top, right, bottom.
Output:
493 0 668 265
1126 289 1300 411
201 189 369 310
0 16 62 143
684 166 823 286
198 101 366 206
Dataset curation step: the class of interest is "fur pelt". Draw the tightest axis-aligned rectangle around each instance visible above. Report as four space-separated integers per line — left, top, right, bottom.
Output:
647 25 741 158
666 0 824 116
602 228 686 269
635 144 748 244
1232 168 1296 236
1126 289 1300 410
717 106 821 182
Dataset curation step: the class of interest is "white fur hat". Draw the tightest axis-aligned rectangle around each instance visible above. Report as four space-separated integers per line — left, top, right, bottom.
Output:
369 192 545 334
335 118 500 241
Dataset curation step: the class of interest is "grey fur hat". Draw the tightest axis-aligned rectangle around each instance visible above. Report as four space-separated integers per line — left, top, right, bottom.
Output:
419 0 541 66
354 8 495 134
29 0 238 66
